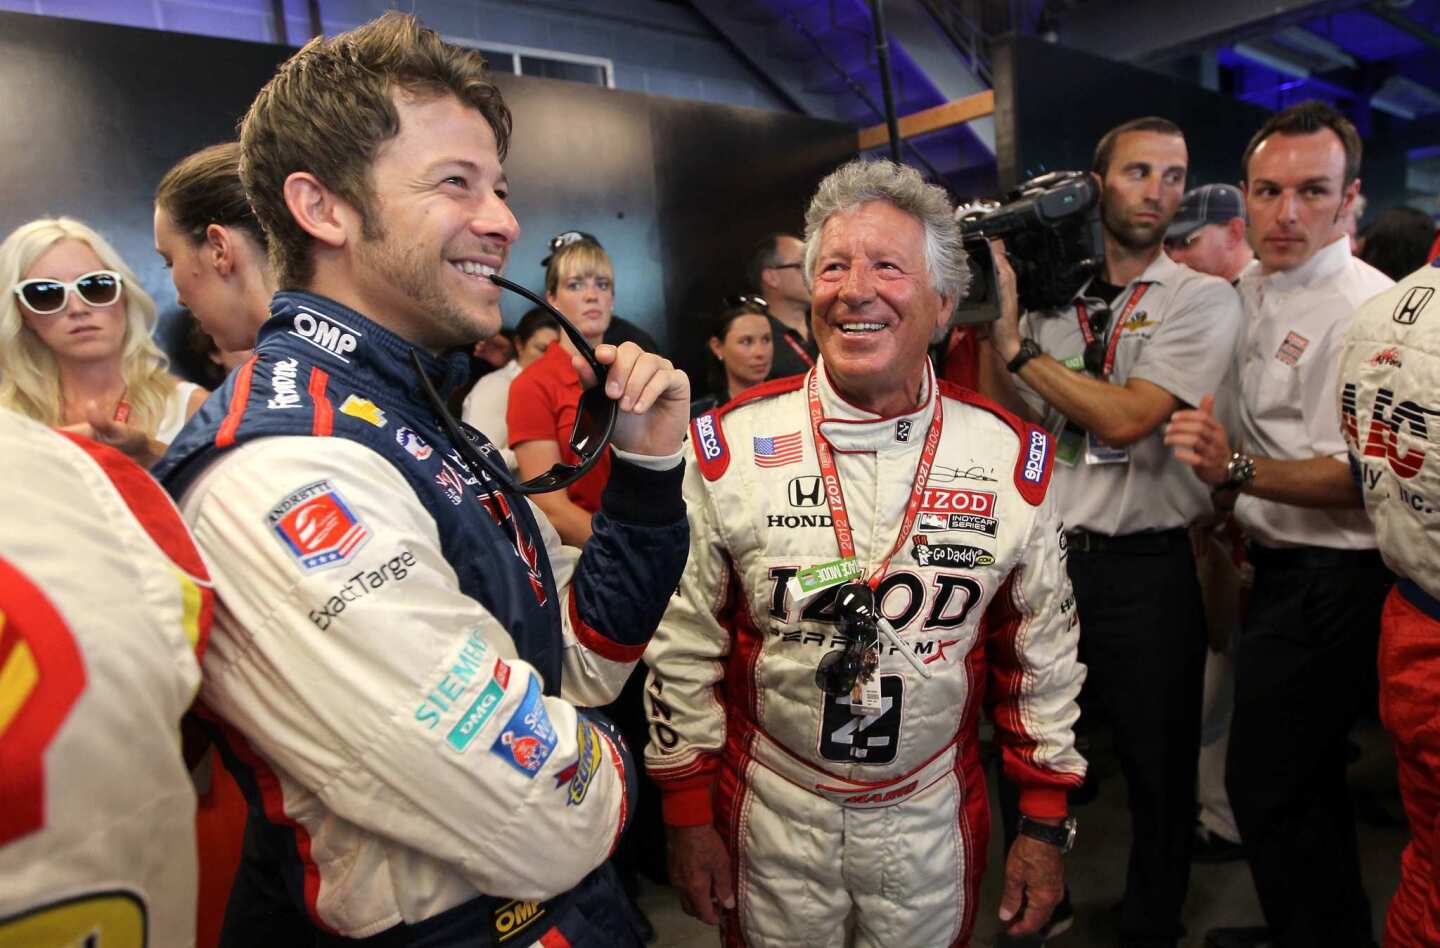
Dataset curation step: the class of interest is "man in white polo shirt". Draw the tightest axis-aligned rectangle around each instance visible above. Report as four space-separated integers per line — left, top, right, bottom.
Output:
986 116 1242 946
1165 100 1394 948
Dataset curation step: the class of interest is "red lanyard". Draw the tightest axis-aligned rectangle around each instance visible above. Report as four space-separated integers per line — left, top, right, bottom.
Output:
1075 283 1150 378
806 368 943 591
784 332 815 368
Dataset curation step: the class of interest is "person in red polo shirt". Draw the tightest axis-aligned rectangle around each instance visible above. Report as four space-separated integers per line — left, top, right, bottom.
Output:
508 237 618 545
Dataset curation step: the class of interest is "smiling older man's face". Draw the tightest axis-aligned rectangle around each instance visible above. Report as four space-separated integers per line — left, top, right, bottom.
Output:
809 201 949 415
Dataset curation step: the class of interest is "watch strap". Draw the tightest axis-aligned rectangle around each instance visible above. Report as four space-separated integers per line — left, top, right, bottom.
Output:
1007 338 1042 374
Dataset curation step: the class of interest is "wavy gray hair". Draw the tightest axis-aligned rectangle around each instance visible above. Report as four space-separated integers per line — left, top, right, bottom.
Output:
802 159 968 301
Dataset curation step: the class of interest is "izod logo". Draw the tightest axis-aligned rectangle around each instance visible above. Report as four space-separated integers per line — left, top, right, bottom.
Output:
918 488 995 516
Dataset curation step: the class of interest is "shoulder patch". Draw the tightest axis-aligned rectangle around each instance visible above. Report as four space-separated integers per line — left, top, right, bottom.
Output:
938 381 1051 506
691 411 729 481
1015 425 1053 504
691 374 806 481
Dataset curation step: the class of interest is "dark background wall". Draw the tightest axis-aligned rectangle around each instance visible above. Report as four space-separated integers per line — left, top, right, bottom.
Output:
0 10 854 382
993 36 1408 209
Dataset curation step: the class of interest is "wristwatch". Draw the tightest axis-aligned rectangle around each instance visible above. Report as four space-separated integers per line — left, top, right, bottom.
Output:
1017 814 1077 854
1006 338 1043 374
1221 451 1256 492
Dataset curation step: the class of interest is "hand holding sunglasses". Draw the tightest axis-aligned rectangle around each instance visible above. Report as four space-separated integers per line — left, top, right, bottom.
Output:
14 270 123 315
413 272 687 495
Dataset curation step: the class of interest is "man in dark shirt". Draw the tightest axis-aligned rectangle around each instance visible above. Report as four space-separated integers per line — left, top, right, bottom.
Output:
747 232 815 378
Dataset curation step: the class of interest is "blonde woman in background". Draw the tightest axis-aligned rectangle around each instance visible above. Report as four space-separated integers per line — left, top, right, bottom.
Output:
0 217 206 462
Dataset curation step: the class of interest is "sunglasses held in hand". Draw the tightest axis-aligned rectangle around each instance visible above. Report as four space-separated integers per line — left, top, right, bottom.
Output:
411 272 617 496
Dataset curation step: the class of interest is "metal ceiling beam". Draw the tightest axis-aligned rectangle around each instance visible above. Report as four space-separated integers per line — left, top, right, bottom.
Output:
1052 0 1365 66
687 0 841 118
1367 3 1440 51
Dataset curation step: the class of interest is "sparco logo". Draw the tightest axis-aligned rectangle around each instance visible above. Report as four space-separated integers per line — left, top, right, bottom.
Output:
290 308 361 363
910 539 994 568
767 513 834 528
694 414 722 461
1393 286 1434 325
788 476 824 507
267 357 301 409
1023 429 1049 483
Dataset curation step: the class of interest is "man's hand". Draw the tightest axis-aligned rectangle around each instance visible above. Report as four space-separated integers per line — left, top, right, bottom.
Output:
988 238 1023 363
998 834 1065 936
575 342 690 458
1163 394 1231 486
667 824 735 925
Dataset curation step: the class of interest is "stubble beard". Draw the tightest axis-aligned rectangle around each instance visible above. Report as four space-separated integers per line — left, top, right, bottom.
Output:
356 226 495 347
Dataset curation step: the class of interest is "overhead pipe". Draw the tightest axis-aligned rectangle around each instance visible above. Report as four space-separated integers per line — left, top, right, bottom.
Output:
868 0 904 163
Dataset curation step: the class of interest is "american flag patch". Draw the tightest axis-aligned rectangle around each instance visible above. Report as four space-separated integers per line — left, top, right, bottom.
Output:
753 432 804 468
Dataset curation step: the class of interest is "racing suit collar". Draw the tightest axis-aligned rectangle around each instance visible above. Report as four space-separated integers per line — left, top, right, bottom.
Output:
258 290 472 403
814 355 936 454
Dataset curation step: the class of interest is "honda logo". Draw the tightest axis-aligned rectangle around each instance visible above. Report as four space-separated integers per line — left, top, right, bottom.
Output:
1393 286 1434 325
788 476 824 507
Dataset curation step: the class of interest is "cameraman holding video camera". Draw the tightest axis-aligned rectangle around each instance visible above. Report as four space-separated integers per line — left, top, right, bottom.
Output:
981 117 1242 947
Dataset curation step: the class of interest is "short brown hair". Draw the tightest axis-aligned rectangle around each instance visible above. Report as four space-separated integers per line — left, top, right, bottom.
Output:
239 12 512 288
156 142 267 250
1092 117 1184 177
545 240 614 296
1241 100 1361 189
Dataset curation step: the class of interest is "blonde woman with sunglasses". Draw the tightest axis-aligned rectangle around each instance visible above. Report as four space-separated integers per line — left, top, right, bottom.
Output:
0 218 207 464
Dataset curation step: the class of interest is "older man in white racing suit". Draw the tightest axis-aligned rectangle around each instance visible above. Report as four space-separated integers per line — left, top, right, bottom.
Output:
644 159 1087 947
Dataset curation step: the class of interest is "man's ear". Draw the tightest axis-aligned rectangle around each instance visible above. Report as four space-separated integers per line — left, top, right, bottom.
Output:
204 224 234 277
1337 177 1362 222
282 172 353 250
1227 217 1247 248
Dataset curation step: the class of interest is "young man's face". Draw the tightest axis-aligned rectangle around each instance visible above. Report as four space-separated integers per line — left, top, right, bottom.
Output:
1100 131 1188 252
1105 132 1186 253
1244 128 1357 274
349 92 518 348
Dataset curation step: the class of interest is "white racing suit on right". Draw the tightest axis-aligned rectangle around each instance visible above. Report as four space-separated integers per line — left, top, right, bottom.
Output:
645 363 1087 947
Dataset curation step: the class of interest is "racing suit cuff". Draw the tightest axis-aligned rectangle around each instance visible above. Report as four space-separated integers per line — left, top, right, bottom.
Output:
601 453 686 525
1017 786 1069 820
660 784 714 827
613 446 685 471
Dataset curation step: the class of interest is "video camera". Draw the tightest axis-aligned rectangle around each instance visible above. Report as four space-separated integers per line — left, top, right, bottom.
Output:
952 171 1105 324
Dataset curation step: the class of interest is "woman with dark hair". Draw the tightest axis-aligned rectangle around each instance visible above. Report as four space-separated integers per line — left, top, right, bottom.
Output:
154 141 274 355
691 296 774 417
1359 206 1436 281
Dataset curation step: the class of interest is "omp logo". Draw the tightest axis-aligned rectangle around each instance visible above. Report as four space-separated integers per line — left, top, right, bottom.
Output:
267 358 301 409
694 414 722 461
1023 429 1049 483
1393 286 1434 325
290 307 361 363
788 475 824 507
493 899 544 942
